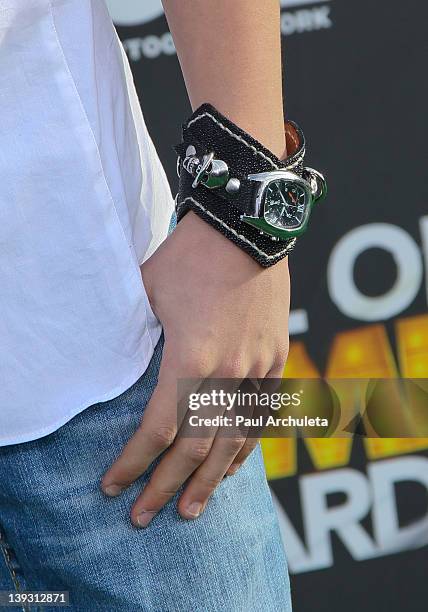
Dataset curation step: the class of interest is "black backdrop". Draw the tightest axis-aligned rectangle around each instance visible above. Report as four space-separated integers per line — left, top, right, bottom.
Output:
107 1 428 610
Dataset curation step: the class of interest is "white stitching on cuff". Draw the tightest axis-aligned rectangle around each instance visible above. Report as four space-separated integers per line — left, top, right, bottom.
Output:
187 112 305 171
179 196 296 260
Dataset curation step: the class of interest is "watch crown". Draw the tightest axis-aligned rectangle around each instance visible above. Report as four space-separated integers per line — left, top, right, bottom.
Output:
302 167 327 203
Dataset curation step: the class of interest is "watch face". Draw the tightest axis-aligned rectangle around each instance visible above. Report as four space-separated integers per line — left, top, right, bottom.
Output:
263 180 309 231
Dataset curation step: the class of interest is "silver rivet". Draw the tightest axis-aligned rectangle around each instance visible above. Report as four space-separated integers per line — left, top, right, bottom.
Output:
225 178 241 194
186 145 196 157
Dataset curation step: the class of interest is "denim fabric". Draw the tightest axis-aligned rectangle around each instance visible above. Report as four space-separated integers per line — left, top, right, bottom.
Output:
0 338 292 611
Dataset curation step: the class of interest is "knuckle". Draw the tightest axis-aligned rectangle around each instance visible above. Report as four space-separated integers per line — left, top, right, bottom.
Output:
273 343 290 370
195 473 222 490
251 359 270 379
227 437 246 454
241 440 258 456
150 425 176 449
187 441 212 464
225 365 244 378
218 355 246 378
217 437 246 457
144 480 177 501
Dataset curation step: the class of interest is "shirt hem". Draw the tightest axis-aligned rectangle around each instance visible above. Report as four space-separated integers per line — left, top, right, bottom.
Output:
0 327 162 448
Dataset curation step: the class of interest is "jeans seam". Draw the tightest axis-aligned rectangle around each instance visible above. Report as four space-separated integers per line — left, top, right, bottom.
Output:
0 525 29 612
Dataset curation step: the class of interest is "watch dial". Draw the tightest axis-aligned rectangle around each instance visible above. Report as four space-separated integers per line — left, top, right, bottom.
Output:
263 180 308 230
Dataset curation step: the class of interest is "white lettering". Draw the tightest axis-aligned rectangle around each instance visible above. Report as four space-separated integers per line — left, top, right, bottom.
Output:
272 458 428 573
328 223 423 321
369 456 428 553
281 6 332 36
300 468 375 571
122 33 175 61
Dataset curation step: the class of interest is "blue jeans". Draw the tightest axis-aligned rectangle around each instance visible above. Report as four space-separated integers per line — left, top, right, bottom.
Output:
0 339 291 611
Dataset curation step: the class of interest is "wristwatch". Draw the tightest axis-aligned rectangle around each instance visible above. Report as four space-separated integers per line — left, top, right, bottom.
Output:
175 104 327 266
239 166 326 239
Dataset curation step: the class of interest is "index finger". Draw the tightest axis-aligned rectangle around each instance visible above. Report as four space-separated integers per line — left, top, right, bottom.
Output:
101 358 197 495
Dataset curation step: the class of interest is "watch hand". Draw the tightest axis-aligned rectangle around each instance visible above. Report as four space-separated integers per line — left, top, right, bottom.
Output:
288 191 298 205
279 190 288 206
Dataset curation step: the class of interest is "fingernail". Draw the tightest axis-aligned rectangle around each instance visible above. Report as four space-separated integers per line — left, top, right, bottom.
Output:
103 484 124 497
135 511 157 529
186 502 202 518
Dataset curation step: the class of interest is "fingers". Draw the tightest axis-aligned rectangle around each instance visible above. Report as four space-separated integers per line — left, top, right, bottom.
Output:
224 358 285 477
130 377 244 527
225 438 259 477
176 371 262 518
129 436 213 527
131 434 246 527
101 379 175 495
102 346 287 525
101 355 197 495
176 435 247 519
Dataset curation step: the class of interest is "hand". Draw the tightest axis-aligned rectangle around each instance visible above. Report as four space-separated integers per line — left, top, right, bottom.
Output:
101 212 290 527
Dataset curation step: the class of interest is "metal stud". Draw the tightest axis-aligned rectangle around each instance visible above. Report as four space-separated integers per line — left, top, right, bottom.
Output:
186 145 197 157
225 178 241 195
202 159 229 189
183 153 230 189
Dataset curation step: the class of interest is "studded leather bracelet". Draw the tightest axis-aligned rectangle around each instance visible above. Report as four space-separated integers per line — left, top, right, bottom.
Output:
175 104 326 267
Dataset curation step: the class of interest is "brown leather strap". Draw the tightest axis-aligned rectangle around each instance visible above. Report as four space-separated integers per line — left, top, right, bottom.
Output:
285 121 300 157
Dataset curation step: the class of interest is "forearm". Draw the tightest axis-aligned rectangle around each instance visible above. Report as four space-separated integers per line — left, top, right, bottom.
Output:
162 0 287 159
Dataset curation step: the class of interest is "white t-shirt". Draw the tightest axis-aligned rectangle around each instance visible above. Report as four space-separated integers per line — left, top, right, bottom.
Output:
0 0 174 446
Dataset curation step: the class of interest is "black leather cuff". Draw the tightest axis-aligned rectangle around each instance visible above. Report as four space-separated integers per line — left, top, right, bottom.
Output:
175 103 306 267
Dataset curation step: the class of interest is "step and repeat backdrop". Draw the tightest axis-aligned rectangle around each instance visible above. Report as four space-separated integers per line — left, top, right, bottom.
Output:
107 1 427 610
